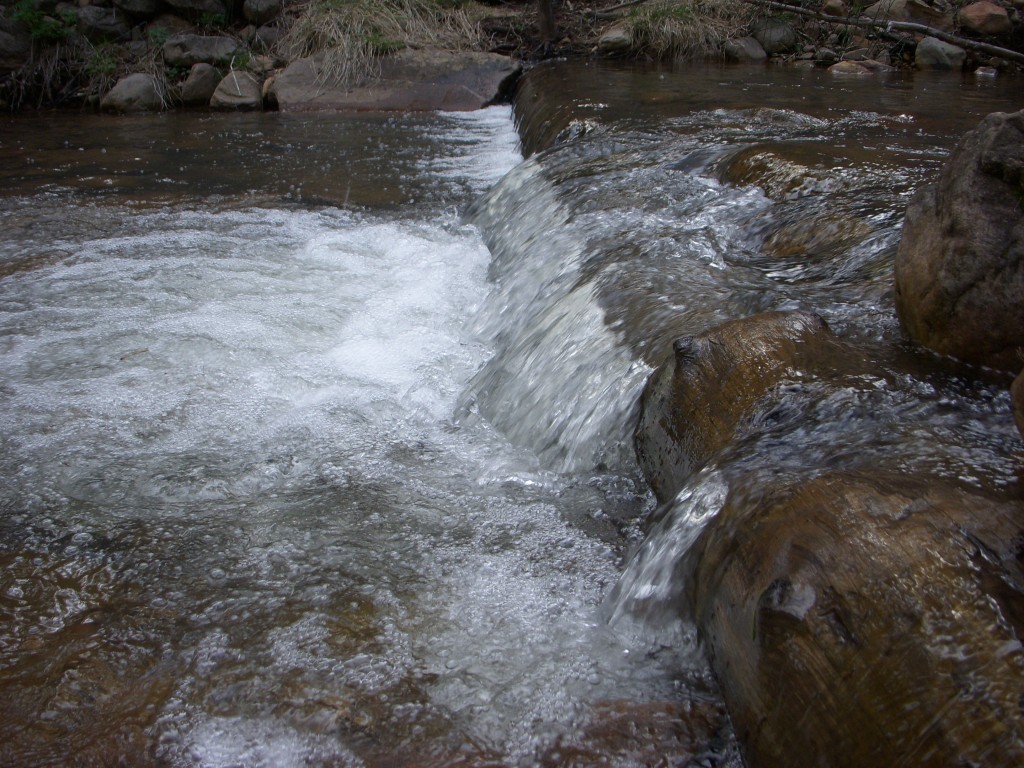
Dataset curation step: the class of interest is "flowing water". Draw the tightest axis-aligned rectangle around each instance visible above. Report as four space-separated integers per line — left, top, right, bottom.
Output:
0 62 1022 767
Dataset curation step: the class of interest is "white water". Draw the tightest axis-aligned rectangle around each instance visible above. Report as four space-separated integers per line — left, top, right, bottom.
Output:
0 108 718 766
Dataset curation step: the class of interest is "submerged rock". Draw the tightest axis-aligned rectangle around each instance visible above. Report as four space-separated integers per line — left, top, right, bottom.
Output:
635 311 855 503
267 50 521 112
688 470 1024 768
895 109 1024 372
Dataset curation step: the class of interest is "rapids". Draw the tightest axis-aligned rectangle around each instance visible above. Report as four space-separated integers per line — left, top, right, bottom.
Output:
1 61 1022 767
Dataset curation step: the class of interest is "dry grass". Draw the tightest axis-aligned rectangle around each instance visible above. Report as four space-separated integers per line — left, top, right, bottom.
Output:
625 0 754 60
278 0 486 86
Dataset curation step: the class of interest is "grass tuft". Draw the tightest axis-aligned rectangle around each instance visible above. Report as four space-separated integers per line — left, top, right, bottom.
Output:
626 0 754 60
278 0 485 86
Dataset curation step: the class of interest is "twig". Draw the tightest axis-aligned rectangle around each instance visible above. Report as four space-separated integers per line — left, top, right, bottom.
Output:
737 0 1024 64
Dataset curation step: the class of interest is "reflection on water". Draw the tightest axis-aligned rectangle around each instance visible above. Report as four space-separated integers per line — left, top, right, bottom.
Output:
0 62 1022 766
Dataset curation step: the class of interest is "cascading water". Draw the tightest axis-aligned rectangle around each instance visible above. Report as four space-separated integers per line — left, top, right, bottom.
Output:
2 61 1023 767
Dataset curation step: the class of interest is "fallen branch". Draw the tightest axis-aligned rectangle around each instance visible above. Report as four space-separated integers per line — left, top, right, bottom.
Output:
737 0 1024 65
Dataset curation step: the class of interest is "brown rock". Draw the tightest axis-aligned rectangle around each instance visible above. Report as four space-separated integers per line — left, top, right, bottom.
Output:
180 62 220 106
100 73 164 112
635 311 856 503
688 471 1024 768
959 1 1013 35
895 109 1024 372
209 71 262 109
863 0 955 30
267 50 521 113
1013 368 1024 438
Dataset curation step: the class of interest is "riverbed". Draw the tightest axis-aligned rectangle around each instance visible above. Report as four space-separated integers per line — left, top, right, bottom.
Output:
1 61 1022 766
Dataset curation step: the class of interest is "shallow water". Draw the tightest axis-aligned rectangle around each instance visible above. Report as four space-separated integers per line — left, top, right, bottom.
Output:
1 61 1022 767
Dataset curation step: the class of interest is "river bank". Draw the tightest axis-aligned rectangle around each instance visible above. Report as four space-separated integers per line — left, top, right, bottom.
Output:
1 0 1023 112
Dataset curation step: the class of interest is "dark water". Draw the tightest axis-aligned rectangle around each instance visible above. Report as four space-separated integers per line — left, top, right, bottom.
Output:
0 61 1022 766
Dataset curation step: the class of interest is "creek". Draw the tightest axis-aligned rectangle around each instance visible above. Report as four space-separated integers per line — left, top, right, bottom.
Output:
0 61 1021 767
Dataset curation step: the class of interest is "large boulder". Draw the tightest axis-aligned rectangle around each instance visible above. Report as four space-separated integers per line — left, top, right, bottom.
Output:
959 0 1013 35
0 25 31 75
688 470 1024 768
635 311 859 503
163 34 239 67
723 36 767 62
863 0 955 30
914 35 967 69
267 50 521 112
242 0 281 26
209 70 262 109
76 5 132 43
100 73 164 112
750 18 798 54
161 0 227 21
895 109 1024 372
180 62 221 105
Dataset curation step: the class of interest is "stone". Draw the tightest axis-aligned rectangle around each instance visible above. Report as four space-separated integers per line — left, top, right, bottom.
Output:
112 0 161 18
597 23 632 55
723 36 767 62
180 62 220 105
814 47 838 62
100 73 163 112
145 14 195 38
634 311 858 503
959 1 1013 35
253 24 281 50
242 0 281 26
914 35 967 69
163 34 239 67
75 5 131 43
863 0 955 30
895 109 1024 372
830 58 894 73
209 70 262 109
1013 369 1024 438
841 46 870 60
267 50 522 113
161 0 227 21
822 0 847 14
0 26 31 75
688 470 1024 768
751 18 798 54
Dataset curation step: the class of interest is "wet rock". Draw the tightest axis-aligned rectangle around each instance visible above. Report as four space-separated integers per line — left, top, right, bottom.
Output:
959 1 1013 35
895 109 1024 372
180 62 220 105
242 0 281 26
751 18 798 54
162 33 239 67
914 36 967 69
209 71 262 109
100 73 164 112
688 470 1024 768
723 36 767 62
1013 369 1024 438
635 311 853 503
863 0 955 30
76 5 131 43
267 50 521 112
829 58 894 74
719 146 840 200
